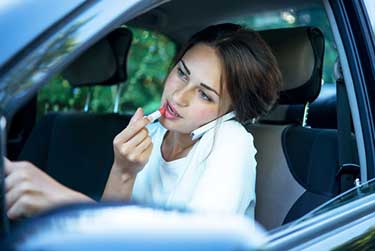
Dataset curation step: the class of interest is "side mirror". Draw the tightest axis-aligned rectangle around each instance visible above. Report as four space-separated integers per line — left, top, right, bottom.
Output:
3 203 268 251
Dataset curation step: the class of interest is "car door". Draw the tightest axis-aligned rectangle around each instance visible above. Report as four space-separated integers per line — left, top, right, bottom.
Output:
263 178 375 251
262 0 375 249
329 0 375 181
0 0 170 238
0 0 374 250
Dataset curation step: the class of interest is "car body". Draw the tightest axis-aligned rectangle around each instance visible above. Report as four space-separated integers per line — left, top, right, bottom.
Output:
0 0 375 250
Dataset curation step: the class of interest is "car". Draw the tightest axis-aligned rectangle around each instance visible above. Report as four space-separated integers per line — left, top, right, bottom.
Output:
0 0 374 250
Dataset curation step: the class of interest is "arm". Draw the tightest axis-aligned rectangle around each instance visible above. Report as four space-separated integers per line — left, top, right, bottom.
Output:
4 108 152 219
101 165 136 201
102 108 153 201
4 158 93 219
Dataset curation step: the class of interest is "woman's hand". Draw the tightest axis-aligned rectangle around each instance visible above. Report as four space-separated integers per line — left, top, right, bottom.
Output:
102 108 153 201
112 107 153 176
4 158 92 219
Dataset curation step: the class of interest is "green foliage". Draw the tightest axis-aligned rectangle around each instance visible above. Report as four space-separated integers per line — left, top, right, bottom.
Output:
38 7 337 118
332 227 375 251
122 27 176 114
37 27 176 117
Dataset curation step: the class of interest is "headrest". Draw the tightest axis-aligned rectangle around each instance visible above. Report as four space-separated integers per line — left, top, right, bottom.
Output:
259 27 324 105
62 27 133 87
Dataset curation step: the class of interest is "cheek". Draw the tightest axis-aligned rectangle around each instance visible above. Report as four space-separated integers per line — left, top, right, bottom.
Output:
191 107 219 125
161 75 177 100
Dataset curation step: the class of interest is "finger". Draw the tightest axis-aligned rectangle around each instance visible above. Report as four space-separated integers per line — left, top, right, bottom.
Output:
6 187 22 211
4 157 11 165
123 128 149 150
4 165 32 193
4 171 23 193
7 196 31 220
138 143 154 163
115 117 150 143
4 160 33 177
118 131 148 158
5 182 32 211
129 107 144 124
130 136 153 158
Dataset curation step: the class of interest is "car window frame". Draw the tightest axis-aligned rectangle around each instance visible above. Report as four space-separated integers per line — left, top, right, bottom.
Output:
0 0 169 121
262 0 375 248
324 0 375 182
0 1 374 250
265 190 375 250
289 177 375 227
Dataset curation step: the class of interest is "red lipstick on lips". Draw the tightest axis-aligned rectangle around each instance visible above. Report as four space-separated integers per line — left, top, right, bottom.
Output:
147 105 166 123
159 105 166 116
164 101 181 119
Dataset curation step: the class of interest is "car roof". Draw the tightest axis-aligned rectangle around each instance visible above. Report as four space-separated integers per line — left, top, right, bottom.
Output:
129 0 322 45
0 0 322 72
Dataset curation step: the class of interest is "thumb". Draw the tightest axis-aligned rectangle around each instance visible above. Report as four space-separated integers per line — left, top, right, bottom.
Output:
130 107 144 124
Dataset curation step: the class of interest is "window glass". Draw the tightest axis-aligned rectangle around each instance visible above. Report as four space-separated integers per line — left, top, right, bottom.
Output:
122 27 176 114
226 6 365 231
227 7 337 84
364 0 375 32
291 178 375 226
37 27 176 118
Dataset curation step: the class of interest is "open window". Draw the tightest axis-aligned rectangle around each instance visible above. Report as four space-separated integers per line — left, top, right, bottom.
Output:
0 0 374 250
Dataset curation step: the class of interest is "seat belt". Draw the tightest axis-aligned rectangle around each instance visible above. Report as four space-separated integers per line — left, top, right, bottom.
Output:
334 60 360 193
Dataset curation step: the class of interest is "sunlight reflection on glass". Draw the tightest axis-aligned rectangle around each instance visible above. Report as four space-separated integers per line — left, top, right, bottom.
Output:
18 205 268 251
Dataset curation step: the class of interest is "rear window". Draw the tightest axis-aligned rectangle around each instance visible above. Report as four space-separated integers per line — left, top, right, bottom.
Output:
227 7 337 84
37 27 176 118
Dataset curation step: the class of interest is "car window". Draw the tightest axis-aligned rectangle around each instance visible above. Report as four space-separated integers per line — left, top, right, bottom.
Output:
36 26 176 118
226 7 337 84
364 0 375 32
225 5 366 233
290 177 375 226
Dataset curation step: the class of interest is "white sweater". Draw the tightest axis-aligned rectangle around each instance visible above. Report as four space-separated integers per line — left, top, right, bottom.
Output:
132 120 257 218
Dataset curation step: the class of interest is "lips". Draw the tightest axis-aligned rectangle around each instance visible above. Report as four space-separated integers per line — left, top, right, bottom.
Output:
164 101 182 119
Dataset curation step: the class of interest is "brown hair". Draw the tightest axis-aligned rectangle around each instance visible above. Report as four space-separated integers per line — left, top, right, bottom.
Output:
173 23 282 123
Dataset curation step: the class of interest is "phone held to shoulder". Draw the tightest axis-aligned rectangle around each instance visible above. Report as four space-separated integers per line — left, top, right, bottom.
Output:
190 111 235 141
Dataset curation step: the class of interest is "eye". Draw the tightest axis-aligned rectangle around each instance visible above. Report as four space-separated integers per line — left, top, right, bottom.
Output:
199 89 212 102
177 67 189 82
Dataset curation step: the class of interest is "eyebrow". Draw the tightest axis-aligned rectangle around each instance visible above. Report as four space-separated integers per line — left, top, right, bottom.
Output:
200 83 220 97
180 60 191 75
180 59 220 97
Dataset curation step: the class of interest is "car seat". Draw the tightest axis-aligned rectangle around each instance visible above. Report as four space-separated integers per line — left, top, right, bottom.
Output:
18 27 133 200
251 27 359 230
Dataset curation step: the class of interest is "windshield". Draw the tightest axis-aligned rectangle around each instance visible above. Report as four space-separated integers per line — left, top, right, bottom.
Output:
288 177 375 226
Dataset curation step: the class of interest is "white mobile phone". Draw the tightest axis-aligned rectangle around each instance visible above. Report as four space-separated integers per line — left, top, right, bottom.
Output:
190 111 236 141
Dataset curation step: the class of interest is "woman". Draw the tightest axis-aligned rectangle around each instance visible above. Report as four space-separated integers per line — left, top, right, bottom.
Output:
4 23 282 219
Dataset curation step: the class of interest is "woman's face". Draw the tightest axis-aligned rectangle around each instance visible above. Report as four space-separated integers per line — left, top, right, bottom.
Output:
159 43 232 134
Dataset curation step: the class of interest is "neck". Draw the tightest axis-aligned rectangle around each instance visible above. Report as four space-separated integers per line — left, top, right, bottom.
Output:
162 130 197 161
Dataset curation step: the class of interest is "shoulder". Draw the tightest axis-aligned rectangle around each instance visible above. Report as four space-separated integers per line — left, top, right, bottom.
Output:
211 120 254 147
197 120 256 160
217 120 252 137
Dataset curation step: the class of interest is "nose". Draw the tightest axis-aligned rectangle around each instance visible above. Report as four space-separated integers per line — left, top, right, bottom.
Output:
172 85 192 107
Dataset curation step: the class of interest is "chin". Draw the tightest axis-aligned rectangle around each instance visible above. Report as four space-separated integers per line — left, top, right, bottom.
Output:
159 118 176 130
159 118 195 135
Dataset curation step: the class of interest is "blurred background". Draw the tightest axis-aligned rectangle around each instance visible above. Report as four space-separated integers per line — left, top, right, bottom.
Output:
37 7 336 118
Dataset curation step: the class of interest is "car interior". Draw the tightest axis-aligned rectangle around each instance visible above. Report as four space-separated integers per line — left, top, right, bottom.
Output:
5 0 362 233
